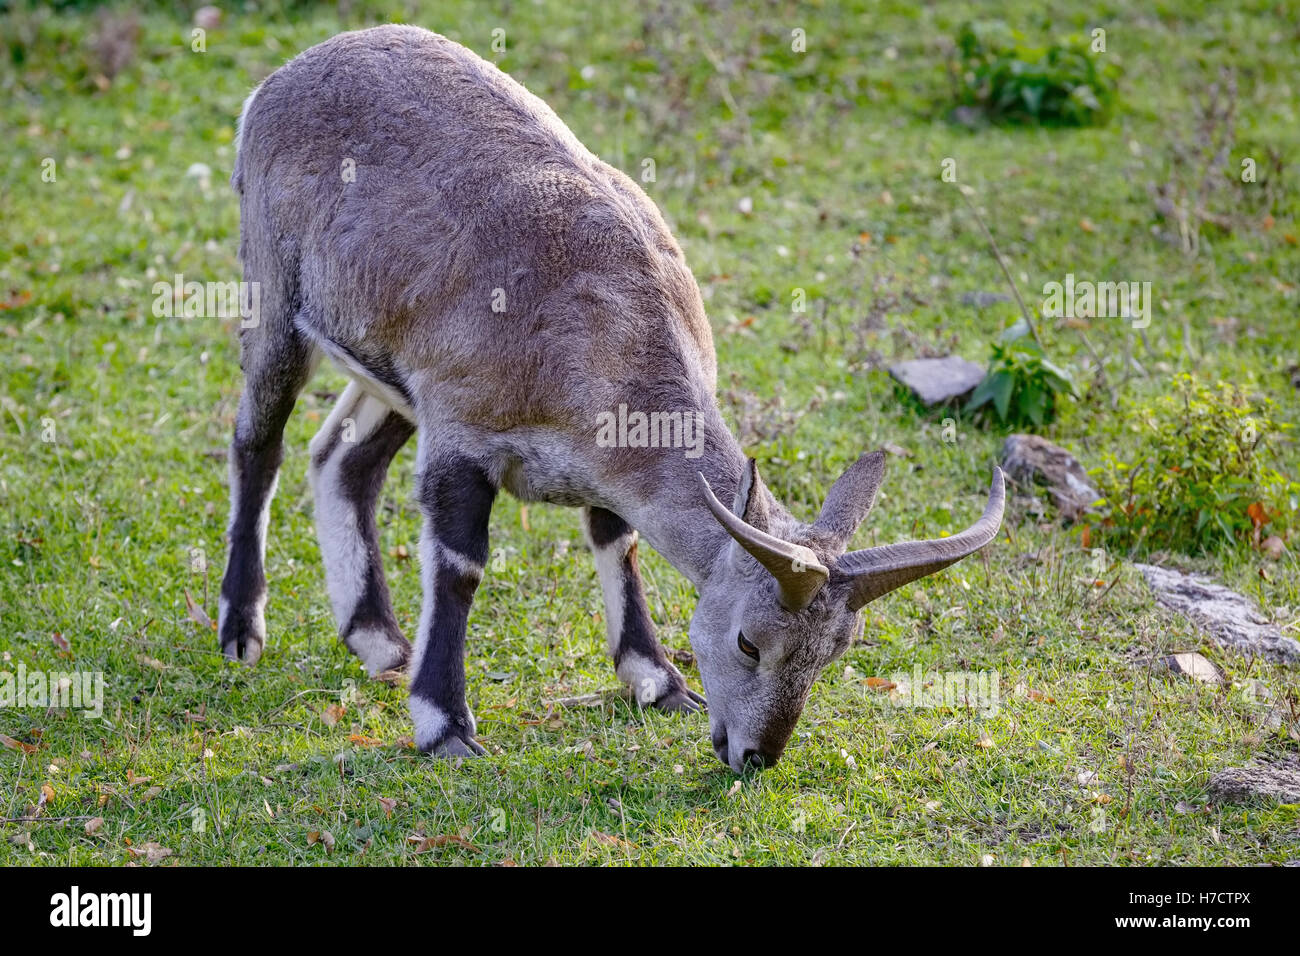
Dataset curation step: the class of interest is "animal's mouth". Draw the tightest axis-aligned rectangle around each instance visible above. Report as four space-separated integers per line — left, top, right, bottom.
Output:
711 726 778 772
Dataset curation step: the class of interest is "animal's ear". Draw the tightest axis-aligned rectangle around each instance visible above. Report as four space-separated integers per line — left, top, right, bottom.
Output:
698 470 828 611
731 457 770 533
814 450 887 552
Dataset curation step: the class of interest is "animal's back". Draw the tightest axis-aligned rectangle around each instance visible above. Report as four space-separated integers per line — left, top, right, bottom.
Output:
235 25 715 435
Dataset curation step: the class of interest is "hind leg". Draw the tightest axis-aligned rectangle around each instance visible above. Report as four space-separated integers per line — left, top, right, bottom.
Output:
308 381 415 675
218 321 316 665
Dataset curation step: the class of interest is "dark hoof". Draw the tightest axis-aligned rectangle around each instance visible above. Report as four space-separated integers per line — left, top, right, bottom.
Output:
430 733 487 758
372 667 408 688
413 700 485 758
219 613 265 666
652 685 707 714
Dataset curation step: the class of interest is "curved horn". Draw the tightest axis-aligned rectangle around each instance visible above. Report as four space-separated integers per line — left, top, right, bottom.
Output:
696 472 829 611
835 467 1005 612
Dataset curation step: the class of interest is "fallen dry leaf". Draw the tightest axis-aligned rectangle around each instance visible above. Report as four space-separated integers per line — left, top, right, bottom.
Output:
0 733 38 755
1160 652 1224 685
322 703 346 727
128 842 173 864
407 833 480 853
184 589 215 630
376 797 398 818
864 676 897 692
308 830 336 851
84 816 104 835
591 830 636 850
347 733 384 747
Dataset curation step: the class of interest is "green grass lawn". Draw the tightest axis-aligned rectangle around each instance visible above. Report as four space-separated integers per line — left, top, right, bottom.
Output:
1 0 1297 865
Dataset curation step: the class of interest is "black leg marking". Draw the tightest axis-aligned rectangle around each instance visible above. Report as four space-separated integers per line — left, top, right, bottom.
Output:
409 455 497 756
218 331 315 666
581 506 704 713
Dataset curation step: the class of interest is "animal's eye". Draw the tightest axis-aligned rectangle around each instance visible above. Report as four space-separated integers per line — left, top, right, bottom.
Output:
737 631 759 662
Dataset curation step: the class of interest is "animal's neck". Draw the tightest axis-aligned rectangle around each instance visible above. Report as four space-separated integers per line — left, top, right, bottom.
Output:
620 405 757 588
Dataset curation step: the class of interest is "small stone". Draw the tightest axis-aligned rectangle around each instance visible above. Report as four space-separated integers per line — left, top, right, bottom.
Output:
1156 651 1224 685
1209 755 1300 804
1136 564 1300 662
888 355 986 406
194 6 222 30
960 291 1012 308
999 434 1099 522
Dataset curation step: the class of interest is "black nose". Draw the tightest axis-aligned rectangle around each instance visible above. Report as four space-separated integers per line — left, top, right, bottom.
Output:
742 748 777 770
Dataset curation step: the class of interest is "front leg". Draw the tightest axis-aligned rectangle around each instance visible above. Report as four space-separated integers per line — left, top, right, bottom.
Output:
581 506 704 713
409 453 496 757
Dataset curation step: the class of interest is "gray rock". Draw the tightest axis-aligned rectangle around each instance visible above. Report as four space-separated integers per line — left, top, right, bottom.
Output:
888 356 986 406
1135 563 1300 663
999 434 1099 522
1209 755 1300 804
960 291 1012 308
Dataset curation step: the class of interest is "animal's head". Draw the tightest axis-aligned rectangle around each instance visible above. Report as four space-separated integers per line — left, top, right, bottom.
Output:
690 451 1004 772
